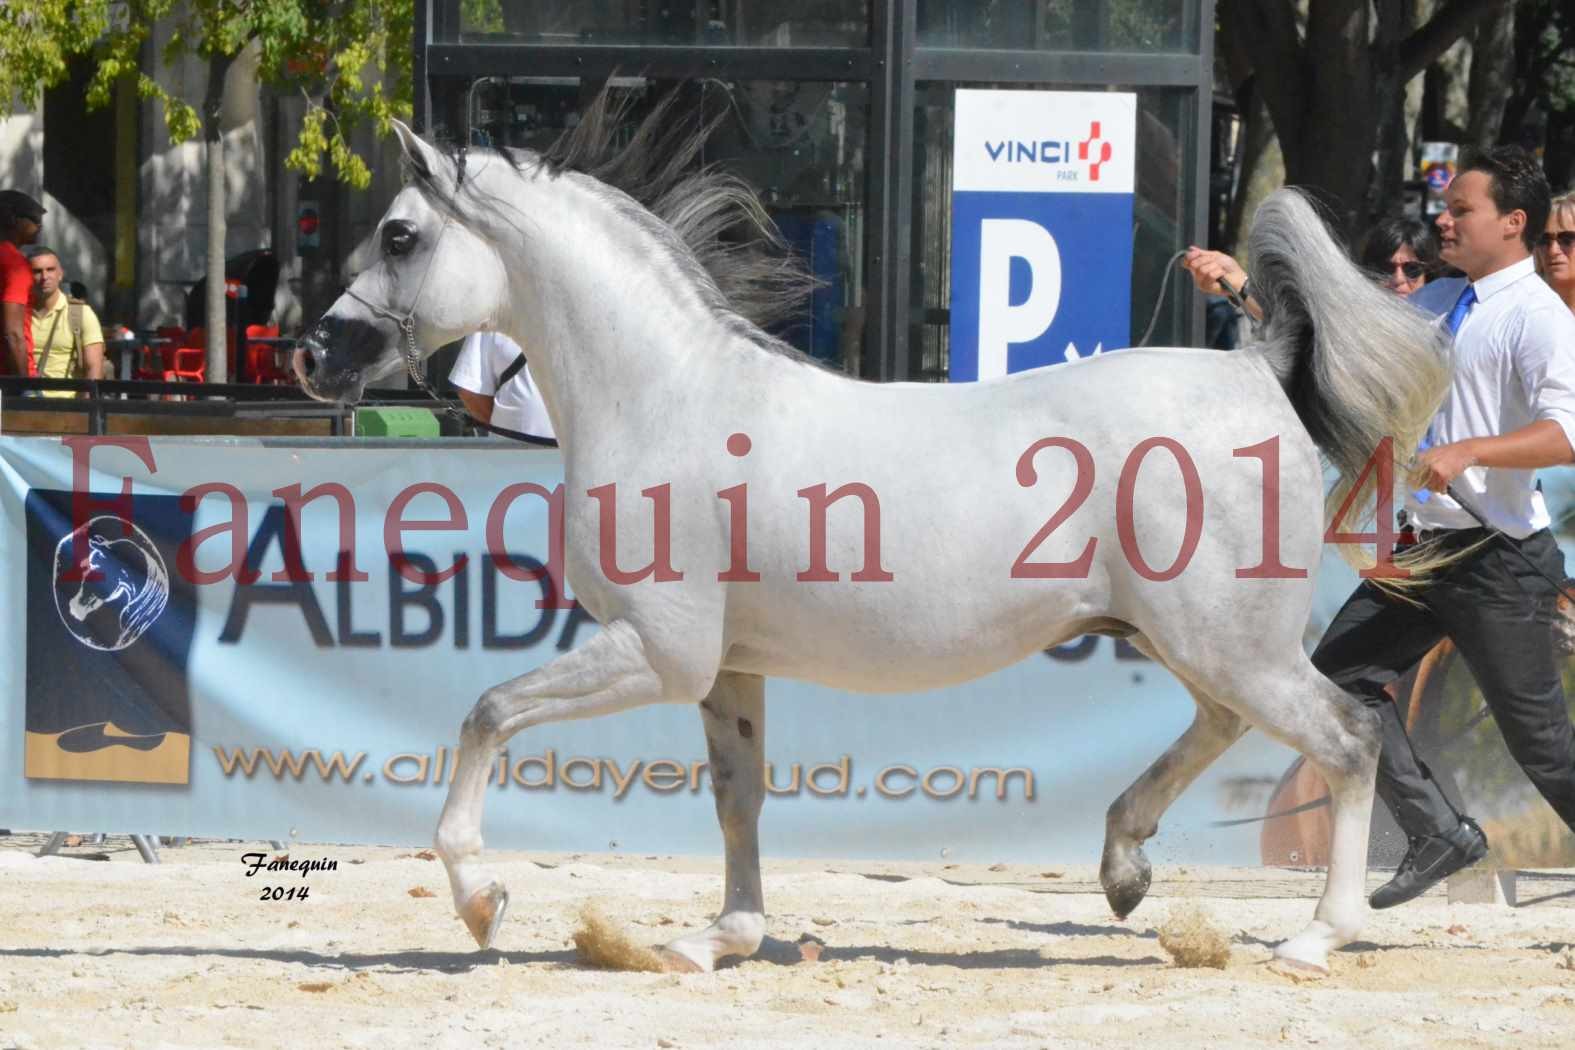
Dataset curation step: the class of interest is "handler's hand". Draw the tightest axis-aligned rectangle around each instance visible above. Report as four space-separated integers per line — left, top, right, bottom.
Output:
1180 247 1248 298
1409 442 1480 494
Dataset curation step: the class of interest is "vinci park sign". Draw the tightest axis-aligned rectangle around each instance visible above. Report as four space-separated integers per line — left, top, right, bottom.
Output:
949 89 1137 381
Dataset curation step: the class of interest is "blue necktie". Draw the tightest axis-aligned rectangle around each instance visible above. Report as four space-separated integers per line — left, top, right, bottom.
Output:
1445 284 1477 335
1415 284 1476 504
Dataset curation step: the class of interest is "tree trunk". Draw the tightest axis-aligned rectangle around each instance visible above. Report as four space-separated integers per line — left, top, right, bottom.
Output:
1465 11 1516 148
1224 85 1278 254
1218 14 1270 254
1369 2 1417 226
1235 0 1511 242
111 72 139 324
1299 2 1379 235
1546 106 1575 196
1497 3 1555 151
204 51 233 385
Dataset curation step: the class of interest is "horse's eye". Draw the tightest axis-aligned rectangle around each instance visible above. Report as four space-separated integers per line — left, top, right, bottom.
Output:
382 221 418 257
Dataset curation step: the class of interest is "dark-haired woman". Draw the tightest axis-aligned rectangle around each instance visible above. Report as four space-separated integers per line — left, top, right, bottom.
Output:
1357 216 1440 297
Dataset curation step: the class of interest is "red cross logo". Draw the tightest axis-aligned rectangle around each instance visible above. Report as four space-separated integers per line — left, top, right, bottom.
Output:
1077 121 1112 182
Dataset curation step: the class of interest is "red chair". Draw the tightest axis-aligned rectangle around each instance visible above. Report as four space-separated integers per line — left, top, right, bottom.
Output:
243 323 291 384
165 326 207 385
133 325 188 380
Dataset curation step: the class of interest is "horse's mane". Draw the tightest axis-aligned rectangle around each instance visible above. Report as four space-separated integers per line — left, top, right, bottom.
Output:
105 535 169 641
428 84 823 364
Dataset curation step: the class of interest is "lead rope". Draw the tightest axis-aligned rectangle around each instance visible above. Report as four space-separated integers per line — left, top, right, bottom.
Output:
1136 250 1260 348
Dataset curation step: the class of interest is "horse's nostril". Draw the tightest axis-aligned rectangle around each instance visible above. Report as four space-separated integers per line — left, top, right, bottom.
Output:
292 347 318 388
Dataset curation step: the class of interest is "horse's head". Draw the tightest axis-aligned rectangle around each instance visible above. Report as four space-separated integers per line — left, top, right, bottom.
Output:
296 122 510 403
67 535 134 621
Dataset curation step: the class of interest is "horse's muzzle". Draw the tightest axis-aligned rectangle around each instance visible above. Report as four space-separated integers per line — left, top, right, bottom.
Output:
293 328 331 400
294 322 367 403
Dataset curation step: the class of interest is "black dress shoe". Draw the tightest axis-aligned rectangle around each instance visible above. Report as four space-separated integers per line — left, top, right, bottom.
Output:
1370 817 1489 910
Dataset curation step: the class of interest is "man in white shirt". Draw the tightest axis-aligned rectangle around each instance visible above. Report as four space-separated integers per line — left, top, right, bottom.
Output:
447 330 555 440
1312 146 1575 909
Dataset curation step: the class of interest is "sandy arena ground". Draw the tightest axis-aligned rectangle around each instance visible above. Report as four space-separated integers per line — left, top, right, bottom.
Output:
1 834 1573 1049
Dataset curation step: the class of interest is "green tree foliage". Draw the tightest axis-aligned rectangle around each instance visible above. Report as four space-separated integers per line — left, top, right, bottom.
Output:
0 0 412 190
1527 2 1575 112
459 0 504 34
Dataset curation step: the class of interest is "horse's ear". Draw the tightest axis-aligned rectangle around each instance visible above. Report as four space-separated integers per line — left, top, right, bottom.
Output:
392 120 443 184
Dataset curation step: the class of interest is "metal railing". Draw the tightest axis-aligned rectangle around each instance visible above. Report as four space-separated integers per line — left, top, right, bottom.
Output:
0 376 439 437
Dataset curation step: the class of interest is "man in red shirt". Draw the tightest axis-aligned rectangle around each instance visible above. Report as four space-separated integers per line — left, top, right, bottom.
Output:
0 190 45 376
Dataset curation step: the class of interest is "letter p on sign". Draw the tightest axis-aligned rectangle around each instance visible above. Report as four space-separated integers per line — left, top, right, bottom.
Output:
977 219 1061 380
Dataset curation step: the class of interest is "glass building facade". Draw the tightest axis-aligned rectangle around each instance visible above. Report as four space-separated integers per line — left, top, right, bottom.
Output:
417 1 1212 380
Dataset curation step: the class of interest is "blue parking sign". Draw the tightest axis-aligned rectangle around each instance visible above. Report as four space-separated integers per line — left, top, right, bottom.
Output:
949 90 1136 382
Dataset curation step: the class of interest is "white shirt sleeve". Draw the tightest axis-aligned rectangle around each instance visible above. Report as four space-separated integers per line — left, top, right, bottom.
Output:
1515 302 1575 457
447 332 495 395
491 361 556 439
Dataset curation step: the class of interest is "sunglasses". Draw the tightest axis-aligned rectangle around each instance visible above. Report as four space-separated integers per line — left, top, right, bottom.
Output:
1374 261 1427 280
1539 231 1575 253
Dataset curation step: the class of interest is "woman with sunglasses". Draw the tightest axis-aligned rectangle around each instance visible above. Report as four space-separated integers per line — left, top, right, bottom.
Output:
1537 191 1575 311
1357 216 1440 296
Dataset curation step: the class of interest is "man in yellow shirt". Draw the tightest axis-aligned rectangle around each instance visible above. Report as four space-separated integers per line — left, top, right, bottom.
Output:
26 245 104 397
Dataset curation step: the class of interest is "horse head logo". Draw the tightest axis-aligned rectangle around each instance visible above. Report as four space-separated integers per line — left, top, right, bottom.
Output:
52 516 170 652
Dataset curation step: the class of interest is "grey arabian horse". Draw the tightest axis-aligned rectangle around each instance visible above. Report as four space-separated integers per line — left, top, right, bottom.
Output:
295 96 1451 975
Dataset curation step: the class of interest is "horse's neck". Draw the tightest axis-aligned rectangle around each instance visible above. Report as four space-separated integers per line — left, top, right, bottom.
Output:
493 181 756 437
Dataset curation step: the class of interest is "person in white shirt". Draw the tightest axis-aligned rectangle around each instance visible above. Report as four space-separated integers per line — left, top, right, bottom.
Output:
1312 146 1575 909
447 330 555 440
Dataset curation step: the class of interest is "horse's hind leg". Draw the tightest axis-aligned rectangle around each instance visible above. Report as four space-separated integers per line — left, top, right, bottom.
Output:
433 620 673 950
1258 666 1380 975
657 672 768 972
1177 655 1381 975
1101 677 1247 918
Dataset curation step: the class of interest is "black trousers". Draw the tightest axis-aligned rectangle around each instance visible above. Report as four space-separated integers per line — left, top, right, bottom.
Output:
1311 528 1575 838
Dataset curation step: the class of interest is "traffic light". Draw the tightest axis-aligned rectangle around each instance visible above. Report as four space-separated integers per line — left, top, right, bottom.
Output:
297 201 321 254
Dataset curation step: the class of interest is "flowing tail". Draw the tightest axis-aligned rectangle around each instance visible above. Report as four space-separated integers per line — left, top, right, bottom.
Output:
1246 188 1456 586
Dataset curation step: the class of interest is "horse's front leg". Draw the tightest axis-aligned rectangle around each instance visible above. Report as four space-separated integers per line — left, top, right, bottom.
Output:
658 672 767 972
435 619 672 949
1101 684 1246 918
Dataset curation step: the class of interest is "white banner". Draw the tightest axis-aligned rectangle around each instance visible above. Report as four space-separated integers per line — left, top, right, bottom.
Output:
2 435 1337 864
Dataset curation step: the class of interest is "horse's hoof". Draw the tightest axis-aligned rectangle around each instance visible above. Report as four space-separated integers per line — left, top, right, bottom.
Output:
459 883 509 950
1101 844 1152 919
653 945 707 973
1104 879 1151 920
